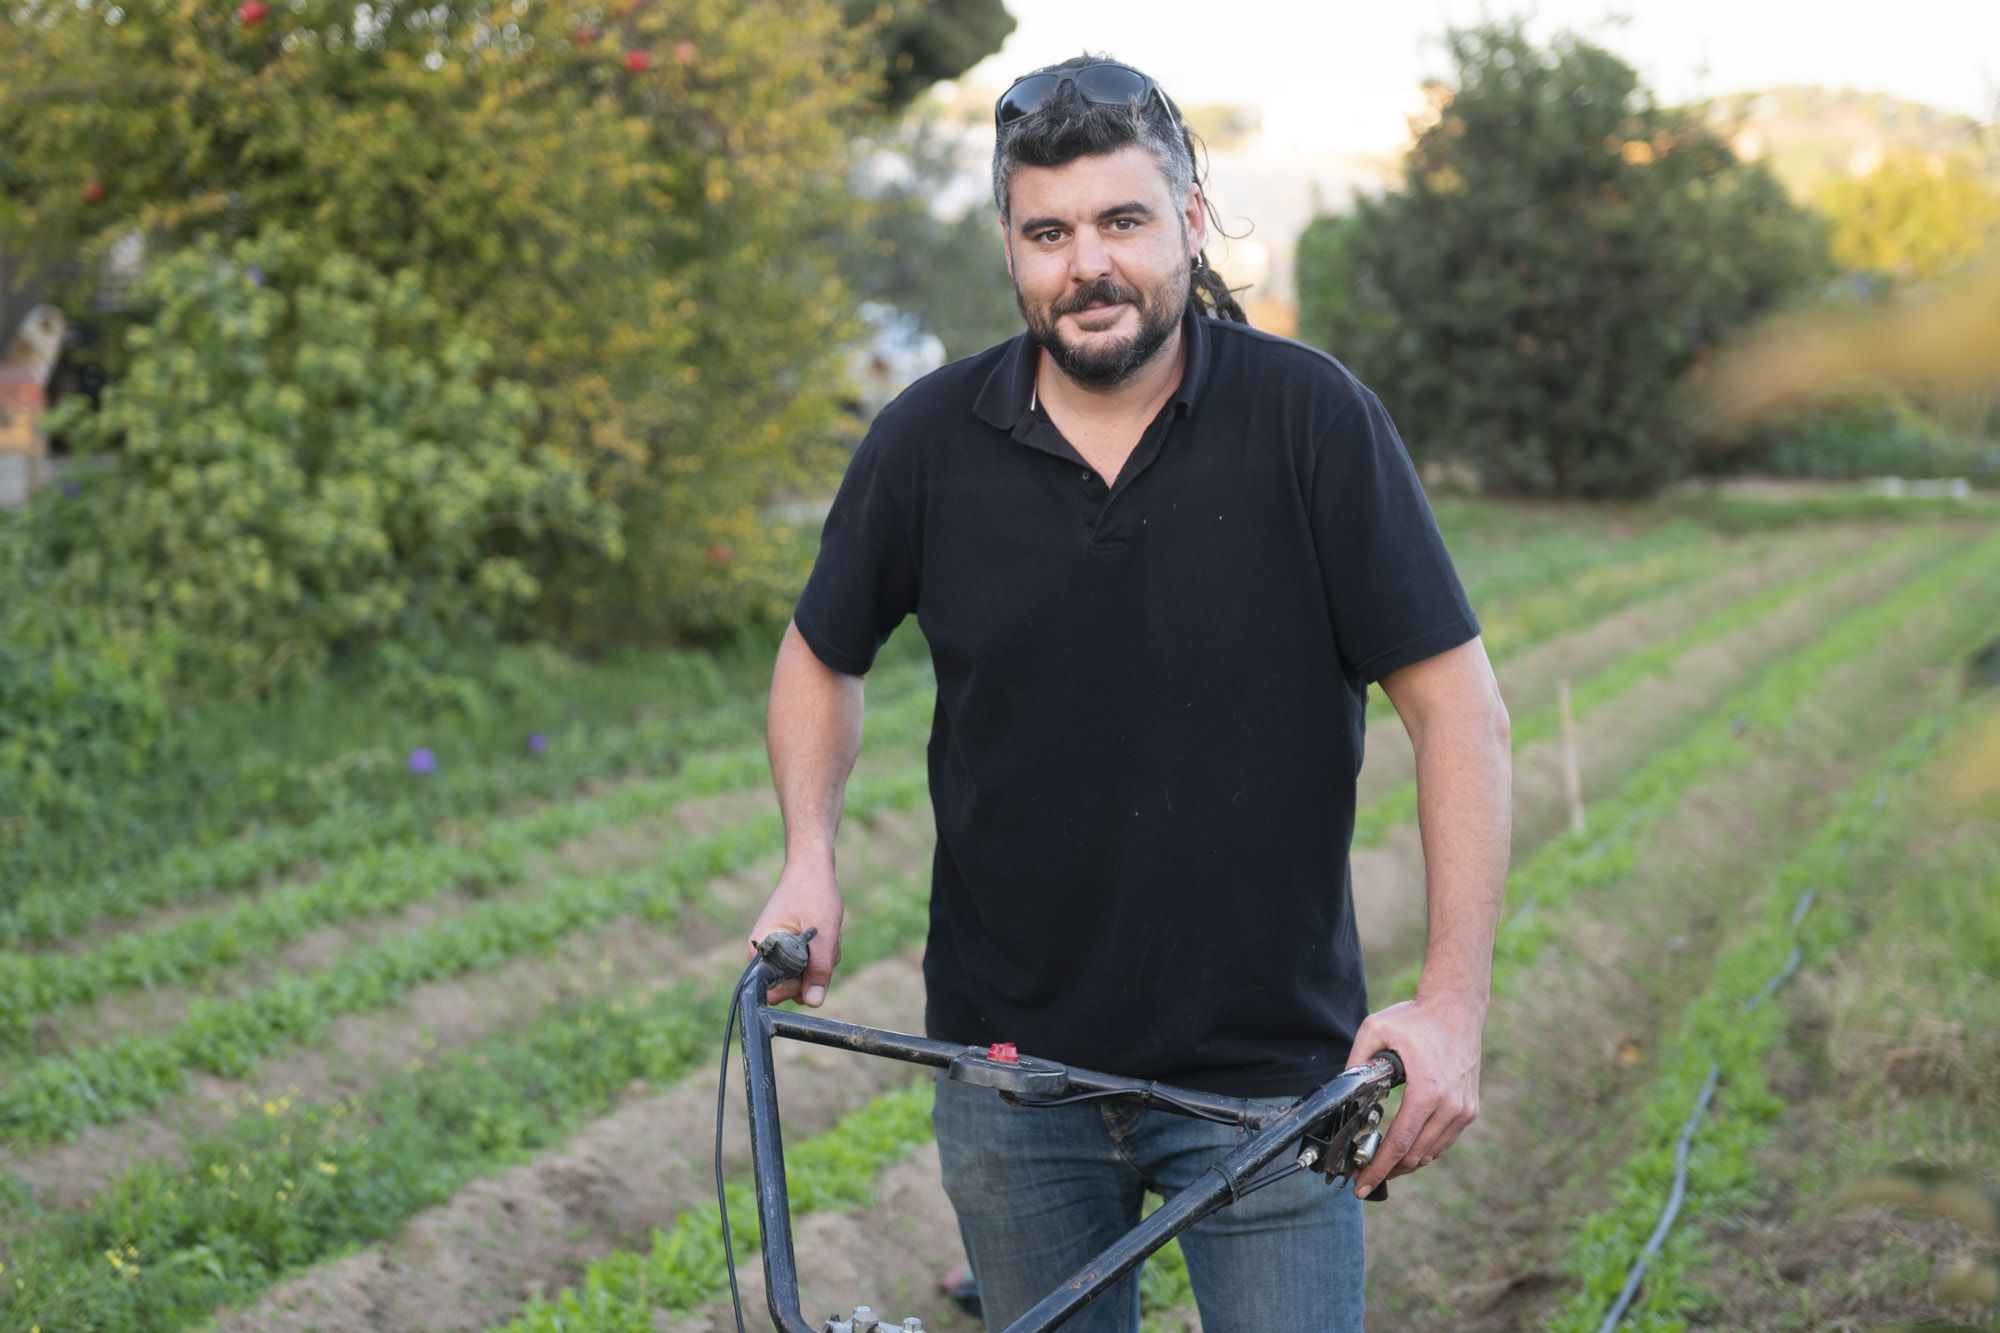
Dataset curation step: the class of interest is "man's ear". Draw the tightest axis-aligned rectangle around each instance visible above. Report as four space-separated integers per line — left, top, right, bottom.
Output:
1184 187 1207 260
999 218 1015 279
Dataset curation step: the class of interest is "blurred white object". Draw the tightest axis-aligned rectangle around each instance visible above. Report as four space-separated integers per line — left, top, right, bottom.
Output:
843 302 945 422
1872 476 1971 499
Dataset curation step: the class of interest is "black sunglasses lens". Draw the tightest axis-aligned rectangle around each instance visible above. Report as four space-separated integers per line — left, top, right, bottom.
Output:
1068 65 1152 107
996 73 1062 126
996 64 1158 126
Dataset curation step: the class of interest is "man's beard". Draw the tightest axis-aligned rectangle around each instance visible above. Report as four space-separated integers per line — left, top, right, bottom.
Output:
1017 266 1187 389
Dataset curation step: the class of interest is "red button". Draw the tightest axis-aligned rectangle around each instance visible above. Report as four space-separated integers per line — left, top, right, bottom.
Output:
987 1042 1019 1064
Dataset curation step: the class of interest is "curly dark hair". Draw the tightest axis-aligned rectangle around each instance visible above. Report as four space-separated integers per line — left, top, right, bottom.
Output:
992 54 1248 325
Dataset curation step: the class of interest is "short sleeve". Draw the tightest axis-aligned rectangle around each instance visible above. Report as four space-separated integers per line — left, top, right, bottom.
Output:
792 425 920 676
1310 390 1480 683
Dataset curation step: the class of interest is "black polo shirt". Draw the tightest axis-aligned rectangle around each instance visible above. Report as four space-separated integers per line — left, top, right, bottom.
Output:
795 305 1479 1098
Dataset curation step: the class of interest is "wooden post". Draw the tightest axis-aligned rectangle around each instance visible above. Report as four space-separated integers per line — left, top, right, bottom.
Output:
1559 677 1586 835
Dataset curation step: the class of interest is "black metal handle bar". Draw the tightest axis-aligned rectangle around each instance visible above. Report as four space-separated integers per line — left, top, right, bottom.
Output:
734 932 1405 1333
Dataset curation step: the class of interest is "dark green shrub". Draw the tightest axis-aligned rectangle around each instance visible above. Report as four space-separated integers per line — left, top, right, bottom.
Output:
1762 388 1981 480
43 228 619 685
1295 21 1832 498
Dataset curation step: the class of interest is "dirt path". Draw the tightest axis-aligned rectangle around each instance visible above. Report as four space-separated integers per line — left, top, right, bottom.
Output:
671 1143 979 1333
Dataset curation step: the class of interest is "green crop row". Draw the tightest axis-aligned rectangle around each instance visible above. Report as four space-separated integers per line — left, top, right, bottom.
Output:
1547 682 1968 1332
0 683 937 1050
0 762 931 1144
1379 523 2000 1002
0 881 936 1333
1469 526 1766 660
1 652 933 949
1352 526 1937 847
496 1081 937 1332
1363 519 1770 726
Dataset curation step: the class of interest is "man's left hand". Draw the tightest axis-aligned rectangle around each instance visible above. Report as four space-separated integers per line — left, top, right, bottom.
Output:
1343 990 1486 1198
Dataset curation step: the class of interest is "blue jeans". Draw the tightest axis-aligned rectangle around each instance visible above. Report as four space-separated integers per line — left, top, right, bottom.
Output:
933 1071 1365 1332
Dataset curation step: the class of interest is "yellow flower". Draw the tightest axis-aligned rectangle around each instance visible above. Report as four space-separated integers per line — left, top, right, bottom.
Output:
316 1161 339 1176
264 1100 277 1116
105 1250 124 1269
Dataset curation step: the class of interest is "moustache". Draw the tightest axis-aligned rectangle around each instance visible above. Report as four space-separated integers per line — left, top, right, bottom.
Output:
1054 281 1142 316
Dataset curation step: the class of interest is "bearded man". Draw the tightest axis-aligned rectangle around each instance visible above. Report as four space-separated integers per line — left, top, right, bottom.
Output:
747 54 1513 1332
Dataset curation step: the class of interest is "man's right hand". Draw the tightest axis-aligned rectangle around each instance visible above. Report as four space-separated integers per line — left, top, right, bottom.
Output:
746 863 843 1007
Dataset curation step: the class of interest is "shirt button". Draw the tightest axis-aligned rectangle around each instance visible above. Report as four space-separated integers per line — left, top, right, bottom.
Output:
1080 469 1092 481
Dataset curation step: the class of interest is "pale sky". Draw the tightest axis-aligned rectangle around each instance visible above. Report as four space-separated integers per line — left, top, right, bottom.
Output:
965 0 1998 155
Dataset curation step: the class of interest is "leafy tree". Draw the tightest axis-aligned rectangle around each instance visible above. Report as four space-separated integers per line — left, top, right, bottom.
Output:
1297 22 1832 498
1817 150 2000 282
42 228 618 682
850 0 1015 113
0 0 871 640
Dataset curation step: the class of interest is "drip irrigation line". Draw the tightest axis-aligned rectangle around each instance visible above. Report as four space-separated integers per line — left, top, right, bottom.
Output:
1598 1065 1720 1333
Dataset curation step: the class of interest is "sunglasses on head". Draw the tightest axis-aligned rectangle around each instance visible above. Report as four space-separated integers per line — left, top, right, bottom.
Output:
994 60 1181 133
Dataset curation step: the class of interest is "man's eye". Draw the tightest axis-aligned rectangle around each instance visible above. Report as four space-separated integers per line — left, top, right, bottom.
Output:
1035 229 1066 244
1110 217 1140 231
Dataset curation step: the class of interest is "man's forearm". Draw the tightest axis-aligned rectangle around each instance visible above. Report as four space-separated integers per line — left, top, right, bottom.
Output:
1408 695 1512 1008
767 621 866 869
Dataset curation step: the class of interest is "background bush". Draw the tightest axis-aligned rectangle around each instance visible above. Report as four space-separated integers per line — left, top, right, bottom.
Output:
0 0 874 642
1297 21 1833 498
44 228 618 685
1760 387 1989 481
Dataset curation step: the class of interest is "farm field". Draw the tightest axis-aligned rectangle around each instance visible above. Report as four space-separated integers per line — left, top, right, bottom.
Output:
2 500 1996 1333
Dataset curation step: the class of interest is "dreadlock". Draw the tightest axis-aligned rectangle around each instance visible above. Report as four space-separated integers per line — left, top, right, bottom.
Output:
992 54 1249 325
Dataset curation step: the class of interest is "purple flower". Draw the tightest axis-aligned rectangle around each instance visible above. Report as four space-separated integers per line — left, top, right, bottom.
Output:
245 264 267 287
526 731 548 754
60 481 82 499
408 747 437 775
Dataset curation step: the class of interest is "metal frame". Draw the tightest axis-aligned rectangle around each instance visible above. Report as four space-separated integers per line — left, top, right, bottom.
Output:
733 938 1402 1333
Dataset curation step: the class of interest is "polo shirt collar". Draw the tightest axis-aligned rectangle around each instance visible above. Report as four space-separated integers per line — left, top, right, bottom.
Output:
972 300 1214 433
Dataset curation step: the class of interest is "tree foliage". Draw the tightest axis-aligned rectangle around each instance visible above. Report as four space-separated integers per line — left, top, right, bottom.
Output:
0 0 872 640
1297 23 1833 498
848 0 1015 113
43 228 618 680
1817 150 2000 282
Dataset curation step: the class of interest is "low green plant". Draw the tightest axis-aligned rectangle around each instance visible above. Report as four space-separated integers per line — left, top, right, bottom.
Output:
0 881 933 1332
0 673 938 1043
0 765 929 1143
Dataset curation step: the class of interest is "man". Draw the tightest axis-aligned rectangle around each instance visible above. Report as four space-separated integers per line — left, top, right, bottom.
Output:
748 54 1511 1332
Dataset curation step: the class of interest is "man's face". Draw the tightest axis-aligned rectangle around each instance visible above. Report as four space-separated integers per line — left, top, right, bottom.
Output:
1002 145 1205 389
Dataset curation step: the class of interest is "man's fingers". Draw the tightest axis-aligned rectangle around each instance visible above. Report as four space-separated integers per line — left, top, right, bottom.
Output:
1356 1093 1435 1197
800 933 838 1007
1401 1102 1474 1172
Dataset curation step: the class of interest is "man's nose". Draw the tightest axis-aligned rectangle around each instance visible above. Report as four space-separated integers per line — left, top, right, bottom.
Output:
1069 228 1112 282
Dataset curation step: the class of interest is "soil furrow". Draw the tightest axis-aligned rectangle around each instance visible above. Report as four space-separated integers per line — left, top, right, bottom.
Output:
216 952 936 1333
